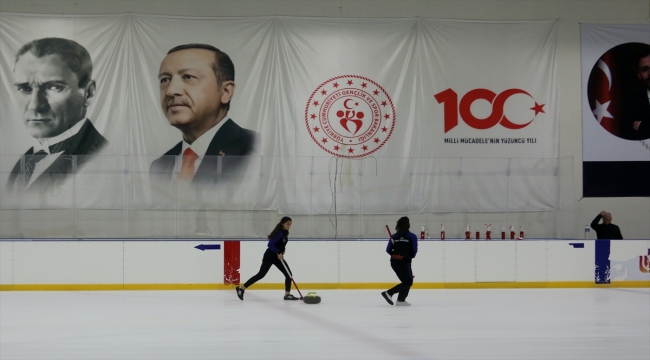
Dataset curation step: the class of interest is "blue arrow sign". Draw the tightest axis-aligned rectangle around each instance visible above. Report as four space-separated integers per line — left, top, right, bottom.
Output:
194 244 221 251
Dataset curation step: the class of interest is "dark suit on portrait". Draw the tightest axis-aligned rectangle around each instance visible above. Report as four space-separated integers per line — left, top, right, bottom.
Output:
6 120 108 192
622 89 650 140
149 118 257 186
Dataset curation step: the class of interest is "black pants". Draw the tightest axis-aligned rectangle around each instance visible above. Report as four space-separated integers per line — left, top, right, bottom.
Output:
243 249 292 291
387 261 413 301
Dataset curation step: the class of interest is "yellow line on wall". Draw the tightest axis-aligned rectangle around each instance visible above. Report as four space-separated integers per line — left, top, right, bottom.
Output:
1 281 648 291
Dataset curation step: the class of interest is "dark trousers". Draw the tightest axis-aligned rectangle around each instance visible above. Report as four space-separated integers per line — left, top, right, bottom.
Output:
387 261 413 301
243 249 292 291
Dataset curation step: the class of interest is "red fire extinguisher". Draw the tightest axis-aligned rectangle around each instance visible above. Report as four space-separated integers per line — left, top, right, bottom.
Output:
485 224 491 240
475 227 480 240
518 226 525 240
465 224 470 240
501 227 506 240
510 225 515 240
440 224 445 241
420 225 426 240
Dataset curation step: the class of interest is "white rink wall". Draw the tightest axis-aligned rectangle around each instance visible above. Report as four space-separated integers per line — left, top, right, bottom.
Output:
1 239 648 287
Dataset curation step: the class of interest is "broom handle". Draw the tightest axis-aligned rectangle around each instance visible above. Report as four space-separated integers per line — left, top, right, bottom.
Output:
385 225 394 244
280 258 303 299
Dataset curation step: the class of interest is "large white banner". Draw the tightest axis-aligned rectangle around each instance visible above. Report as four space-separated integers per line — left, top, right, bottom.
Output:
581 24 650 197
0 14 558 213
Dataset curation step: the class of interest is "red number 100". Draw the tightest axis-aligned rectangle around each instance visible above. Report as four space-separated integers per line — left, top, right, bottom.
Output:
434 88 534 133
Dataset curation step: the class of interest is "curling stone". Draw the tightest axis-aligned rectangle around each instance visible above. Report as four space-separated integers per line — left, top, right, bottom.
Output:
303 292 321 304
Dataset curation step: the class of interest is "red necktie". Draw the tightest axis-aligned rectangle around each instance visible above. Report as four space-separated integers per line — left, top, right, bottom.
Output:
178 148 199 182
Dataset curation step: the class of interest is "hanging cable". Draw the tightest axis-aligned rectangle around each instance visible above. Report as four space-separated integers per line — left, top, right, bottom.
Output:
328 156 339 239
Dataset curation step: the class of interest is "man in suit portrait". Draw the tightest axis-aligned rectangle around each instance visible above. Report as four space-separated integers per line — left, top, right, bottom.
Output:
6 37 108 192
150 44 257 186
622 50 650 140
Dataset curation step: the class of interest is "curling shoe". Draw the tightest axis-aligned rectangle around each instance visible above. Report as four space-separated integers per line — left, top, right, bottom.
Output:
381 291 394 305
395 300 411 306
236 286 245 300
284 294 300 300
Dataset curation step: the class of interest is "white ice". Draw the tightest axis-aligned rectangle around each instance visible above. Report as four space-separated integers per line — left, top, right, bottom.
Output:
1 288 649 360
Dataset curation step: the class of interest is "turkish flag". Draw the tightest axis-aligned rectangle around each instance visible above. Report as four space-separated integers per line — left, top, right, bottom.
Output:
588 52 624 136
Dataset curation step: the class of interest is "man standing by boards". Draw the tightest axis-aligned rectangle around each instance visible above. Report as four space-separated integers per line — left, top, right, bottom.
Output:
590 211 623 239
590 210 622 284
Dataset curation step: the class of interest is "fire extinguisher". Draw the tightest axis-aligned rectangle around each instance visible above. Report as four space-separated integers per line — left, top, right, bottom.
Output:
475 227 480 240
510 225 515 240
501 227 506 240
465 224 470 240
485 224 491 240
518 226 525 240
440 224 445 241
421 225 426 240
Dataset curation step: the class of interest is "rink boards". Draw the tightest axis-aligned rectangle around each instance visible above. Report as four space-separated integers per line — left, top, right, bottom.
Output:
0 239 649 290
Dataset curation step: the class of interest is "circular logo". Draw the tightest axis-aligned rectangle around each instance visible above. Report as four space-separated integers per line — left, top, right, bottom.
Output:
305 75 395 158
587 42 650 141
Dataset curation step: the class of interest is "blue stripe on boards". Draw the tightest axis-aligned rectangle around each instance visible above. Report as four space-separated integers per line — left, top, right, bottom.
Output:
595 239 611 284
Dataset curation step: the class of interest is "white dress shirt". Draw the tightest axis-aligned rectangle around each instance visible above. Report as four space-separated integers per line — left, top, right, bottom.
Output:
174 120 227 180
27 119 88 188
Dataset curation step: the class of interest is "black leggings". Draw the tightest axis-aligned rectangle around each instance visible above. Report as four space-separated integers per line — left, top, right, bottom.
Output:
387 261 413 301
243 249 292 292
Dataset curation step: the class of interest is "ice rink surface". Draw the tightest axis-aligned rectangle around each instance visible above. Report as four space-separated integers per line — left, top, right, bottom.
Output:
1 288 649 360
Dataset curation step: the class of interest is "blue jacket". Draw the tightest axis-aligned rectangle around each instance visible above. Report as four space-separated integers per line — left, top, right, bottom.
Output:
267 230 289 254
386 231 418 262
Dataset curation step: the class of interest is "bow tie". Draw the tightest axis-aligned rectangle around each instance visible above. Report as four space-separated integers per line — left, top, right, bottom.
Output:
46 139 73 154
36 135 78 155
